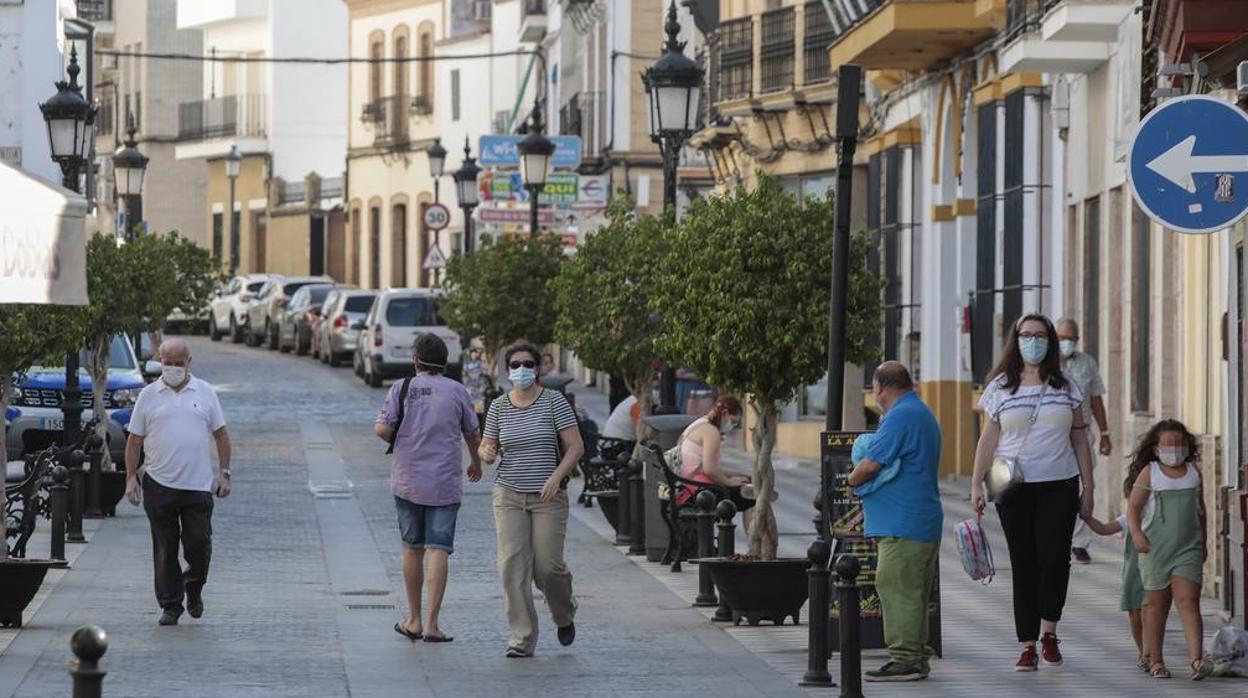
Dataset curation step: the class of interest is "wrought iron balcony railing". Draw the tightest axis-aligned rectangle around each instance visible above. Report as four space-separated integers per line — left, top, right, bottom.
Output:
177 95 266 141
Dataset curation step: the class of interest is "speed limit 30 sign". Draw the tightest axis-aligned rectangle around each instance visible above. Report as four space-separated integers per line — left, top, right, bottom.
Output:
423 203 451 231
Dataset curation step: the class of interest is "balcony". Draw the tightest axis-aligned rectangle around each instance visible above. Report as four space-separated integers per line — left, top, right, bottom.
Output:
519 0 547 44
826 0 997 72
364 96 410 146
178 95 266 141
999 0 1133 74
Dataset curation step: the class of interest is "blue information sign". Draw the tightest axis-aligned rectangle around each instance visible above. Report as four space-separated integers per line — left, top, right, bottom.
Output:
1128 95 1248 235
478 134 582 169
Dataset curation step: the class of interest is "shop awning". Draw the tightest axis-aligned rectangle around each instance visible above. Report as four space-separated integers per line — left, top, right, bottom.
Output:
0 161 88 305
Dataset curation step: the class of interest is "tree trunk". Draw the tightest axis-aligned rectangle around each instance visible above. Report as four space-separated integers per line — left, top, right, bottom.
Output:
1 374 10 561
746 399 780 560
89 335 113 470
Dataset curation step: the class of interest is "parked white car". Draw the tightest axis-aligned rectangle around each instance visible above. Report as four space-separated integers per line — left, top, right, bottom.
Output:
208 274 272 343
354 289 461 387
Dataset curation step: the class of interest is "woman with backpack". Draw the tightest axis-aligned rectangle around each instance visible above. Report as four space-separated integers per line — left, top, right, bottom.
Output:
478 342 584 658
970 313 1095 671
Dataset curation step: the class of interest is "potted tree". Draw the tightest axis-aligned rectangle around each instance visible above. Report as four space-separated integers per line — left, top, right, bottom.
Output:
651 174 881 625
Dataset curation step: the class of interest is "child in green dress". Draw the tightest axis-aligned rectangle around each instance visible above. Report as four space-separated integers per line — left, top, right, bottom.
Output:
1080 468 1148 671
1126 419 1213 681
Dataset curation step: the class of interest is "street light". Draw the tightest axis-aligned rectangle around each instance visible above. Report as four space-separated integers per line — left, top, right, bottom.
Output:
225 144 241 274
517 104 554 237
452 136 481 255
642 0 703 415
427 137 447 203
111 113 148 239
39 45 96 450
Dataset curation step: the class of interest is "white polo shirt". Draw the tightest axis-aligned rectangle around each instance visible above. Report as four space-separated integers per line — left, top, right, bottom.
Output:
128 376 226 492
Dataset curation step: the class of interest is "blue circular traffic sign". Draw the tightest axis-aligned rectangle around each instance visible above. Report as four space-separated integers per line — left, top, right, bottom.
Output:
1128 95 1248 235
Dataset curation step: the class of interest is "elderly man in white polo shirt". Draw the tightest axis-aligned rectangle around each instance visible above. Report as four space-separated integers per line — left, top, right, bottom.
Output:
124 338 232 626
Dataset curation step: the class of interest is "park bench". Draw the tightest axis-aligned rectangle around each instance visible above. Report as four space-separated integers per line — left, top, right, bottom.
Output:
5 448 55 559
644 442 729 569
578 436 635 530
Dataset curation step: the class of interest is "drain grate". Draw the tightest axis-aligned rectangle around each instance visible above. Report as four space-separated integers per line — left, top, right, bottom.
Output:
340 590 391 597
345 603 395 610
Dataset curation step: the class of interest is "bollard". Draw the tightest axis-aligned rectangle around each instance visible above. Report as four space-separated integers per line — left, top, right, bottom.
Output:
799 539 834 687
712 499 737 622
614 460 633 547
67 451 86 543
49 464 69 561
694 489 718 606
84 436 104 519
70 624 108 698
627 459 646 556
835 554 863 698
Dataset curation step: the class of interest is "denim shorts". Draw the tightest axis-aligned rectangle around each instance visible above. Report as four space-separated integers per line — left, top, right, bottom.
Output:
394 497 460 553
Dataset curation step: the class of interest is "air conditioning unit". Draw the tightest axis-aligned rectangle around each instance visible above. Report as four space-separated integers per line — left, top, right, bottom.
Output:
473 1 492 21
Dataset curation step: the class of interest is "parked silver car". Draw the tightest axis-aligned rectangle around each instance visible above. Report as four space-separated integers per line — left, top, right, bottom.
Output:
208 274 272 343
276 283 340 354
318 290 376 367
246 275 333 349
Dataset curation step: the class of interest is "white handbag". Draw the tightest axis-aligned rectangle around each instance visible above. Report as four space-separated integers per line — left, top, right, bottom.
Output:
985 383 1046 502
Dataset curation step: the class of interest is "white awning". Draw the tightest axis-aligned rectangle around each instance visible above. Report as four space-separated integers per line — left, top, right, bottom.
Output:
0 161 88 305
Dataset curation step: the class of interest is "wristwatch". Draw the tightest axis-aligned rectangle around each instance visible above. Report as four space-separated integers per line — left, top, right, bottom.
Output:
220 469 231 479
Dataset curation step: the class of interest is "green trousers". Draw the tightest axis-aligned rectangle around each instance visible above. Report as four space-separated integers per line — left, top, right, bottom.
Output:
874 537 939 672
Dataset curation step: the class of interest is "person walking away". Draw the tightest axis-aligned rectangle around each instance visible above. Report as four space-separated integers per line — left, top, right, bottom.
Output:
375 333 482 643
971 313 1095 671
1057 318 1112 564
124 338 231 626
848 362 943 682
478 343 584 658
1079 483 1148 671
1126 419 1213 680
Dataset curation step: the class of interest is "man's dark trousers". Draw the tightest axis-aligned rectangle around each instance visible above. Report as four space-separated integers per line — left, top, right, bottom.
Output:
142 476 214 612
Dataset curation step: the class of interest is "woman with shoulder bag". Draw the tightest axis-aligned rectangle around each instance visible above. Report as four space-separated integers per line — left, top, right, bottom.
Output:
970 313 1095 672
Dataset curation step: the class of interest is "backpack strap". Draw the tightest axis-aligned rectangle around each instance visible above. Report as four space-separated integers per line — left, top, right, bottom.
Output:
385 377 412 455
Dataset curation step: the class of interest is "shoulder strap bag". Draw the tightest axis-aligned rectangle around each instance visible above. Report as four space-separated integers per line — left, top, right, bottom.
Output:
385 377 413 455
985 382 1046 502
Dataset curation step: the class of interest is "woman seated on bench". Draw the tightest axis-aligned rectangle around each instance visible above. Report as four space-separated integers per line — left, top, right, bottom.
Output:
675 396 756 532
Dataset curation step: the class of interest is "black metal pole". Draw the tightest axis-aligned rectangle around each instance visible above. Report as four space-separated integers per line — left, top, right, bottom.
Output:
69 625 108 698
800 540 834 687
824 64 862 432
228 176 238 274
50 465 68 561
462 206 475 255
61 162 84 451
657 138 681 415
627 459 646 556
528 185 542 236
694 490 718 606
713 499 737 622
835 554 863 698
434 178 440 204
68 462 86 543
615 461 633 546
84 435 103 519
129 193 144 362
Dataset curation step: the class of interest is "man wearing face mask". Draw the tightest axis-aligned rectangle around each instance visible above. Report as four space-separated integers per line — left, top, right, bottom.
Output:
1057 318 1110 565
124 338 231 626
848 361 943 682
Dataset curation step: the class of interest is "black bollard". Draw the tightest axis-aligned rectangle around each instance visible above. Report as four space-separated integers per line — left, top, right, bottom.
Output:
694 489 718 606
49 464 69 561
67 450 87 543
835 554 863 698
627 459 646 556
614 460 633 547
800 540 834 687
84 437 104 519
712 499 737 622
69 625 108 698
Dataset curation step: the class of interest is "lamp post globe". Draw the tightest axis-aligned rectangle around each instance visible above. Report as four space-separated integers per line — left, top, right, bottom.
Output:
39 45 96 191
642 1 704 142
517 104 555 236
452 136 481 254
225 144 241 180
427 137 447 179
112 114 148 198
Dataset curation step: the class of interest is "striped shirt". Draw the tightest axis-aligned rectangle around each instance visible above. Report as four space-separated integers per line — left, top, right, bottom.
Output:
978 373 1084 483
485 388 578 493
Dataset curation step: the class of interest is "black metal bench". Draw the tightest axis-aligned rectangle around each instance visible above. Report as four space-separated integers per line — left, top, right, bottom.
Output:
5 449 54 559
579 436 635 530
643 442 729 570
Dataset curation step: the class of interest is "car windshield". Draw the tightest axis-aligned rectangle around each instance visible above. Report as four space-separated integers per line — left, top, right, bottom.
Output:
283 281 311 295
308 286 333 305
345 295 376 313
34 335 135 371
385 297 443 326
246 281 265 292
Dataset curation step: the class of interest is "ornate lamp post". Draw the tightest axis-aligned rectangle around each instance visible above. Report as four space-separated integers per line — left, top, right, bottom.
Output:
427 137 447 203
225 144 241 274
39 46 96 449
642 0 703 414
517 104 555 237
112 113 149 362
453 136 481 255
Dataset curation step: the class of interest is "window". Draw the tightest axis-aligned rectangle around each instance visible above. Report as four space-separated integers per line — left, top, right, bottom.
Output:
392 203 407 288
863 151 883 388
1083 196 1101 363
350 209 361 286
393 35 408 98
1001 90 1025 331
451 69 461 122
803 2 834 85
212 212 223 263
345 295 375 313
418 31 433 106
759 7 795 94
369 40 383 104
386 297 444 326
369 206 381 289
718 18 752 101
972 101 997 385
1131 201 1151 412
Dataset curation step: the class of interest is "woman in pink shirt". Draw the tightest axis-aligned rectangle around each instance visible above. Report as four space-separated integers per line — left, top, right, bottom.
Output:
675 396 757 530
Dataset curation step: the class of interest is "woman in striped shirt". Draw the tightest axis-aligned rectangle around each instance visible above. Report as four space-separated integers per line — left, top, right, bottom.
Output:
479 343 585 658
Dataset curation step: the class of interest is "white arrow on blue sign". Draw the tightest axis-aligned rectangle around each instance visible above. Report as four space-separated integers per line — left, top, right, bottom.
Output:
1128 95 1248 235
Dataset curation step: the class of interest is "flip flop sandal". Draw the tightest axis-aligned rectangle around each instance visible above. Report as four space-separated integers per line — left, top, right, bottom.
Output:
394 623 423 642
1150 663 1171 679
1191 658 1214 681
423 634 454 643
1138 655 1151 672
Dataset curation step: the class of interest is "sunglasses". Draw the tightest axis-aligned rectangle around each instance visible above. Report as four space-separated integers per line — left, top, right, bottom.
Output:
509 360 537 370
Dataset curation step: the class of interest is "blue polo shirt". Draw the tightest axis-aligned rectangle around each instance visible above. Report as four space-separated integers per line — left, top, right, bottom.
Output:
861 391 943 542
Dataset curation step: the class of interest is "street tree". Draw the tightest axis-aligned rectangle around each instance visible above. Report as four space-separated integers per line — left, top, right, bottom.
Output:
145 232 220 347
551 197 669 435
438 235 564 363
651 174 882 559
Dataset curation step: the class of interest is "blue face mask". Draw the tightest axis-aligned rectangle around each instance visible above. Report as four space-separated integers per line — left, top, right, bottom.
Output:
509 366 537 389
1019 337 1049 365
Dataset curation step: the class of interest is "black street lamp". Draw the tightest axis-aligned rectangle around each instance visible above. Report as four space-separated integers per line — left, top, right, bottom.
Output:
225 144 241 274
642 0 703 415
453 136 481 255
517 104 555 237
111 113 148 240
427 137 447 203
39 45 96 449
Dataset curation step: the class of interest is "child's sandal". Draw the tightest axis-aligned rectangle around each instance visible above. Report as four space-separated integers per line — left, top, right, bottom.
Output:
1190 658 1213 681
1150 662 1171 679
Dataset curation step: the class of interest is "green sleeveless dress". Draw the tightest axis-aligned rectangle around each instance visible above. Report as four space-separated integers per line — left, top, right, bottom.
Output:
1118 514 1144 611
1136 463 1203 591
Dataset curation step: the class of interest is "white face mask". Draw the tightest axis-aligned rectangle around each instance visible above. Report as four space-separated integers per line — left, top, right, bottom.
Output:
1059 339 1077 358
162 365 187 386
1158 446 1187 467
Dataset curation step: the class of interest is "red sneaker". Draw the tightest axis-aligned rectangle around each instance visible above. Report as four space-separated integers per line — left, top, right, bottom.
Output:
1040 633 1063 665
1015 645 1038 672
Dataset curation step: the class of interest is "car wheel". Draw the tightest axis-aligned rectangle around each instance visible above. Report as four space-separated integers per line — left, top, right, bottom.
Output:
230 316 244 343
210 315 221 341
267 322 279 350
295 329 309 356
327 348 339 366
367 363 383 388
279 330 292 354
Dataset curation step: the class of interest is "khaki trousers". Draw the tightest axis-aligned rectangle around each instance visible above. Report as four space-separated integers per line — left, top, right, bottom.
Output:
492 486 577 652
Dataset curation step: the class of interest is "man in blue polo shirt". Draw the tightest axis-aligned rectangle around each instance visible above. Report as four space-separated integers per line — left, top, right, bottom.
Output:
847 361 943 682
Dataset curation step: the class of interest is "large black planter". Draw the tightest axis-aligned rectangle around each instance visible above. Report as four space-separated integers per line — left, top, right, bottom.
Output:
100 471 127 516
695 557 809 626
0 558 68 628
